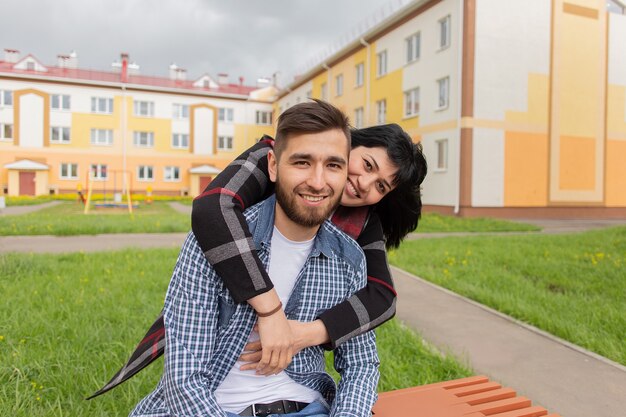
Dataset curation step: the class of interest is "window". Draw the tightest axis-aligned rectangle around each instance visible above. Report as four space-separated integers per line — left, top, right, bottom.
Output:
355 63 364 87
255 110 272 125
134 100 154 117
437 77 450 110
406 32 421 63
172 103 189 119
137 165 154 181
436 139 448 171
51 94 71 111
90 164 108 180
320 83 328 101
377 50 388 77
60 163 78 180
354 107 364 129
91 97 113 114
51 126 71 144
171 133 189 149
404 87 420 117
376 100 386 124
164 166 180 182
218 135 234 151
218 107 234 122
133 131 154 147
26 61 35 71
0 90 12 106
0 123 13 140
439 15 451 49
90 129 113 146
607 0 625 14
335 74 344 96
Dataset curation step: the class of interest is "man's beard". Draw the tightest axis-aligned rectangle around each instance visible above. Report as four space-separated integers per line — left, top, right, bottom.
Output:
275 176 342 228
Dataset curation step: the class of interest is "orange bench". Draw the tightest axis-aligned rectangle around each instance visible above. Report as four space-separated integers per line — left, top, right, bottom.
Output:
373 375 561 417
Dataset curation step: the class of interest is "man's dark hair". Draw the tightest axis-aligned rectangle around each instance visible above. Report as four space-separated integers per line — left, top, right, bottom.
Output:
274 99 351 158
351 124 428 249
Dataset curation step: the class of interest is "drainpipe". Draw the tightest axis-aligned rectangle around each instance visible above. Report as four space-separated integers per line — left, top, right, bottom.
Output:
322 63 331 101
360 38 371 125
454 0 464 215
121 84 127 195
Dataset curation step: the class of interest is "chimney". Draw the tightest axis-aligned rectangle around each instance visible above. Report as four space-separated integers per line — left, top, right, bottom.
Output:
218 73 228 85
239 76 244 86
169 63 187 81
121 53 129 82
256 77 270 88
57 50 78 69
4 49 20 63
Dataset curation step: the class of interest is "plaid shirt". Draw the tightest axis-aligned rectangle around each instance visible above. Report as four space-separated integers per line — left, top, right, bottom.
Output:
130 195 380 417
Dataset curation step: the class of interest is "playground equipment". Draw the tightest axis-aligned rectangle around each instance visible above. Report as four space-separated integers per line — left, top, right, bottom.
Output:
83 170 135 214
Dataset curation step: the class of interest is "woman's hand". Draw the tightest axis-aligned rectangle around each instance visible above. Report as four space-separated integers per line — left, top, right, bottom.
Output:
239 319 330 372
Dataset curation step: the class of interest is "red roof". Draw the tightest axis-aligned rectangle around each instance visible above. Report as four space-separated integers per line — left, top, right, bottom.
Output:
0 60 258 97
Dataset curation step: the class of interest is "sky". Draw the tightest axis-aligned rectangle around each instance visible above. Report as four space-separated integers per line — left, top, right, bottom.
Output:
0 0 411 88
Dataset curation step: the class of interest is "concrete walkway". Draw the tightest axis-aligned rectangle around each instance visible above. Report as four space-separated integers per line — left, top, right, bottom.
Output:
0 233 188 253
392 267 626 417
0 200 61 216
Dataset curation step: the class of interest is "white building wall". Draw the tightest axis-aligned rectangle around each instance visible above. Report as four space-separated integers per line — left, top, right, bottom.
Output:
421 129 459 206
400 0 461 127
608 13 626 87
193 107 214 155
472 128 504 206
19 93 44 148
473 0 551 121
276 80 313 115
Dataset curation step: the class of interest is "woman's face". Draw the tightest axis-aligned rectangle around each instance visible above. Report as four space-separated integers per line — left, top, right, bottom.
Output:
341 146 397 207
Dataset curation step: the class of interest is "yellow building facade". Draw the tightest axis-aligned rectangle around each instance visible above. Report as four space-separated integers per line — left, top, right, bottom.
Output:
277 0 626 218
0 53 275 197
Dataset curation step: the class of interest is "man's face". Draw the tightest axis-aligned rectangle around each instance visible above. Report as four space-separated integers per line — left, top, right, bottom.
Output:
268 129 349 228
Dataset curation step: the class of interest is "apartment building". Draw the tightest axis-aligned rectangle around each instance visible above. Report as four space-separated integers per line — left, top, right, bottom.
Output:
0 52 275 197
277 0 626 218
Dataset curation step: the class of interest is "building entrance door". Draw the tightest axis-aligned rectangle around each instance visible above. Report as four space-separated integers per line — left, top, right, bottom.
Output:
19 172 36 195
199 176 212 194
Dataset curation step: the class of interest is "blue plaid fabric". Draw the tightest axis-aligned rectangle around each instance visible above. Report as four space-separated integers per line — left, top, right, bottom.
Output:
129 195 380 417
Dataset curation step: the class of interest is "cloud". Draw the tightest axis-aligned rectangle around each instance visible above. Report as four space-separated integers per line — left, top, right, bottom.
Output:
0 0 398 86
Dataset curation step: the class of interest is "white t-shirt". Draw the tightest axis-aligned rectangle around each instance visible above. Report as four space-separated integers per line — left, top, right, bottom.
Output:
215 226 323 413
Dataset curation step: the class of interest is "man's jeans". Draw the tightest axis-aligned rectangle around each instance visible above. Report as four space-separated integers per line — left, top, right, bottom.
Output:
225 401 329 417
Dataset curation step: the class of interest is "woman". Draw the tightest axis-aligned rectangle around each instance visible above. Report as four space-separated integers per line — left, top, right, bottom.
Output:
89 122 427 398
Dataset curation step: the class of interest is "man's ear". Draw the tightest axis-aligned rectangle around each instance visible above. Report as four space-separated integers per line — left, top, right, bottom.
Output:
267 149 278 183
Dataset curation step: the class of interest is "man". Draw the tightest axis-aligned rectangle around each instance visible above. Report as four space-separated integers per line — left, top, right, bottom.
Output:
129 100 379 417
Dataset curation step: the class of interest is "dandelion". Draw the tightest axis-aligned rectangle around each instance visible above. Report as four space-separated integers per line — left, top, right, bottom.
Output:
443 269 450 275
0 335 4 342
36 396 41 401
20 339 26 344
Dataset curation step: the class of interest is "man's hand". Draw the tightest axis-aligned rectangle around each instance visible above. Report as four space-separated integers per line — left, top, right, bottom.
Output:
254 310 294 375
239 319 330 372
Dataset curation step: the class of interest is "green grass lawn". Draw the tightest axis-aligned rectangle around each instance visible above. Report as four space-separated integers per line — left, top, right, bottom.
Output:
1 201 537 236
0 201 190 236
390 226 626 365
416 213 540 233
0 249 470 417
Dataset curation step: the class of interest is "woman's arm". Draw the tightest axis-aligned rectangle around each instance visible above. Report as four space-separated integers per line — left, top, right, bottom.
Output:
192 136 294 375
318 211 396 349
192 137 275 301
238 211 396 368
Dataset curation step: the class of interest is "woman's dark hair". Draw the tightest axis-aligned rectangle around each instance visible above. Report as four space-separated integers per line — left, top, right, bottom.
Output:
351 124 427 249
